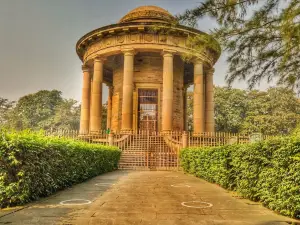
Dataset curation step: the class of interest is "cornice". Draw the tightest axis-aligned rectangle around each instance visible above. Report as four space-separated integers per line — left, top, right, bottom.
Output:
81 65 90 72
75 22 221 62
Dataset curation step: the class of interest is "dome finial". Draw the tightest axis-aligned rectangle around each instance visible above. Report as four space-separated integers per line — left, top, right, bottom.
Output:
119 6 175 23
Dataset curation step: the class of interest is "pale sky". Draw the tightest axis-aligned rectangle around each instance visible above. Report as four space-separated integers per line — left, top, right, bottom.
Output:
0 0 271 102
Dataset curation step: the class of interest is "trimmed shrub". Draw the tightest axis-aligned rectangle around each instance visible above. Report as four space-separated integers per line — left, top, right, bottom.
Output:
0 130 121 208
180 136 300 218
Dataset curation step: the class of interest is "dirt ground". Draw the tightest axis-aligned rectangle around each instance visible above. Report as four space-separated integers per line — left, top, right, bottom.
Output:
0 170 298 225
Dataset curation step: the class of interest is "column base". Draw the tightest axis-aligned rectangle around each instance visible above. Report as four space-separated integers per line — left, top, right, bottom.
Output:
79 130 89 135
120 129 133 134
192 132 206 137
161 130 173 135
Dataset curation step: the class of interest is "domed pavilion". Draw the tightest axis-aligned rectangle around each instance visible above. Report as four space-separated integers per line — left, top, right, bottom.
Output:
76 6 220 134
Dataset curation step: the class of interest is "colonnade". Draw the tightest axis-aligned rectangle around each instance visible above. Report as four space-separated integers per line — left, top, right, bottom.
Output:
79 50 215 134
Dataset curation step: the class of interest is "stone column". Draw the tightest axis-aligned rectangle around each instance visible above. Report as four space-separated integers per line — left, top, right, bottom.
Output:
121 49 135 131
162 51 174 131
183 86 188 131
79 65 91 134
107 85 113 130
193 59 205 133
205 68 215 132
90 57 104 132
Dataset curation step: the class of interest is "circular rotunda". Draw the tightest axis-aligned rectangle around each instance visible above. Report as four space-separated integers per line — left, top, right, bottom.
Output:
76 5 220 134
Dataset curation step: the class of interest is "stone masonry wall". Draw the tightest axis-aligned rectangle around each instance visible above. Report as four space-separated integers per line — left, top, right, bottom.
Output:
173 56 184 131
111 52 184 132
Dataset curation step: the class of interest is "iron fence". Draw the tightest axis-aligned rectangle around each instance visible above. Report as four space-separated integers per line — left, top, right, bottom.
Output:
41 129 275 170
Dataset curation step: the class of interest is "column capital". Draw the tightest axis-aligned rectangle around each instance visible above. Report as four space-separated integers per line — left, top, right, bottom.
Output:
108 85 114 93
207 68 215 76
184 84 191 90
82 65 90 72
161 49 176 57
122 48 136 56
192 58 204 65
94 56 106 63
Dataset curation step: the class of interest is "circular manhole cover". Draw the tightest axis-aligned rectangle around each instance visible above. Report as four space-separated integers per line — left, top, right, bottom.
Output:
60 199 91 205
181 201 213 209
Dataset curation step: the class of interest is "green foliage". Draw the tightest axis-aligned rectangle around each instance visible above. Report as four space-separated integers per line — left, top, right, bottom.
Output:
180 145 233 188
9 90 64 130
147 22 221 62
186 92 193 131
187 86 300 134
102 102 108 130
0 130 121 208
180 136 300 218
2 90 81 131
51 99 80 130
0 98 14 128
0 90 110 131
242 87 300 134
177 0 300 89
214 86 248 132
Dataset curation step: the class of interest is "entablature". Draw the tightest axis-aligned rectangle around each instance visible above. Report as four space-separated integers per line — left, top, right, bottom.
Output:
76 22 220 64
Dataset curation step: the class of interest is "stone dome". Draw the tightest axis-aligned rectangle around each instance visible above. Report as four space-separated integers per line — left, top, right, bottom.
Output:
119 6 175 23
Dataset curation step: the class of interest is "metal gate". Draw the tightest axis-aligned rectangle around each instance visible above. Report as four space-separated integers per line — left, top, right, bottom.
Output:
138 89 158 132
118 132 179 170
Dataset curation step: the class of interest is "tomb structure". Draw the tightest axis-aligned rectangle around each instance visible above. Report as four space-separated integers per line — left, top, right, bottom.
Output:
76 6 220 133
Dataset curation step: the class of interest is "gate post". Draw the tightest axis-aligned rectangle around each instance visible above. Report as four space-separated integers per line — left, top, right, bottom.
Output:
182 132 188 148
147 130 149 168
108 133 114 146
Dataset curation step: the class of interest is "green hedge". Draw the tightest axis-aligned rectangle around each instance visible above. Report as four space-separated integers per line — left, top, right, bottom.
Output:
180 136 300 218
0 130 121 208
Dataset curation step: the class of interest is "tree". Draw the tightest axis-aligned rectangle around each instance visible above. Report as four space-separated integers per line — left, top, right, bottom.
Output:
187 86 300 135
187 88 248 132
0 98 14 128
177 0 300 89
242 87 300 134
50 99 81 130
187 87 249 133
3 90 108 131
102 102 108 130
186 92 193 131
10 90 63 130
214 86 248 132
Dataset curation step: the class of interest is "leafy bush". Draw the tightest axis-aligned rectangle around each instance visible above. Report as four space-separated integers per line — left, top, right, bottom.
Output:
0 130 121 207
180 137 300 218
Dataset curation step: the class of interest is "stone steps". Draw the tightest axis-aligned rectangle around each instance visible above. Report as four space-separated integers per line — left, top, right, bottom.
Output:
118 135 177 170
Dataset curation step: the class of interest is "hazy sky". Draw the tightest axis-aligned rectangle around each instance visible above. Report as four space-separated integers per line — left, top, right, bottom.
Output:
0 0 271 102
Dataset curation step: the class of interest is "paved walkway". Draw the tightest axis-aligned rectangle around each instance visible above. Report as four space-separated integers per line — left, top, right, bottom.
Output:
0 171 298 225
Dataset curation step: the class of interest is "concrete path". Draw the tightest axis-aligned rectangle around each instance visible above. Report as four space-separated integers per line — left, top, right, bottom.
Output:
0 171 298 225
